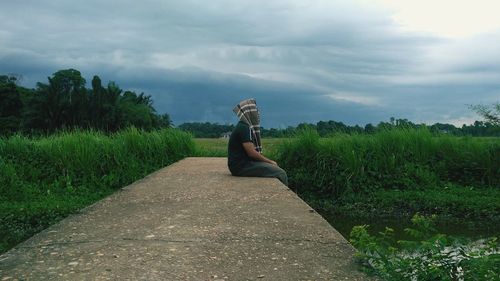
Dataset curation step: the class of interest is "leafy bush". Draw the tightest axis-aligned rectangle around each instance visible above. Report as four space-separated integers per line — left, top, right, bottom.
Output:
325 184 500 223
350 214 499 280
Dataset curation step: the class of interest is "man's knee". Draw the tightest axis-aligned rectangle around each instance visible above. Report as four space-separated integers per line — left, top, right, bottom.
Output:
277 166 287 175
275 168 288 186
256 164 288 186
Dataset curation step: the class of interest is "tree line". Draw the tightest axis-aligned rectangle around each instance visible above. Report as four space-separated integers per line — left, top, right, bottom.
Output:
179 117 500 138
2 69 498 137
0 69 171 135
178 122 235 138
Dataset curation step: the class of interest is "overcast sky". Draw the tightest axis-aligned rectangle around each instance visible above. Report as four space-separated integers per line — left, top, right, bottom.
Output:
1 0 499 127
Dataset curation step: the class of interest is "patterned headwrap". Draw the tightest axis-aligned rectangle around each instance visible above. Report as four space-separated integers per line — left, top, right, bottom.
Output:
233 98 262 153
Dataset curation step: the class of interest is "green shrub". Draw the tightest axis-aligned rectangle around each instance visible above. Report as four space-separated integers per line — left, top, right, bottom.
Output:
324 185 500 223
0 128 194 253
350 214 499 280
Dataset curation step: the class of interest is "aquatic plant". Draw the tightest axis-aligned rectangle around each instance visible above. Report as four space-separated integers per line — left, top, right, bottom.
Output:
350 214 499 281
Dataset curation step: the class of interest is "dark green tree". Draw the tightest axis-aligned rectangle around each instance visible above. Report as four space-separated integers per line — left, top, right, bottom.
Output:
32 69 87 131
89 75 105 128
429 123 460 135
316 120 348 136
0 75 23 134
364 123 375 134
157 113 173 128
117 91 154 129
178 122 235 138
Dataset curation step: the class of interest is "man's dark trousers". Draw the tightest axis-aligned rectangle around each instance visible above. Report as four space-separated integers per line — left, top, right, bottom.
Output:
235 161 288 186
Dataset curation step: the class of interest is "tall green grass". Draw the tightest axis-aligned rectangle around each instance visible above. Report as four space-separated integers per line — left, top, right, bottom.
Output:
0 128 194 253
274 128 500 223
275 128 499 197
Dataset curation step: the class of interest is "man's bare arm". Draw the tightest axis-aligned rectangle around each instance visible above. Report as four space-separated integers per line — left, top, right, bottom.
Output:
242 142 277 165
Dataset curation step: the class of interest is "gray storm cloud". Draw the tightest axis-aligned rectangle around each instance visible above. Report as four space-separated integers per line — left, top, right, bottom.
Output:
1 0 499 127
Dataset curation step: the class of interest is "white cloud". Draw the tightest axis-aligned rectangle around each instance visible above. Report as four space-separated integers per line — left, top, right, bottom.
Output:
379 0 500 38
327 92 381 106
386 72 500 86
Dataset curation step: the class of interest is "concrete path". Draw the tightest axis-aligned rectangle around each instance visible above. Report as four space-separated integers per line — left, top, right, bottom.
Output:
0 157 373 280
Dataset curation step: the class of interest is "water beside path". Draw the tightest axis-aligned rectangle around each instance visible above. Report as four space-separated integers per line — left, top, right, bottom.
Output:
319 211 500 242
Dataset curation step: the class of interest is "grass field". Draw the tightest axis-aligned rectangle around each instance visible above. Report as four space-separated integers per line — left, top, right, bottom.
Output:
193 138 284 157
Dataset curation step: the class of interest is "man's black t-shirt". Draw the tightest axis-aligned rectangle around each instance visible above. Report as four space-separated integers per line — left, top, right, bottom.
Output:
228 121 253 174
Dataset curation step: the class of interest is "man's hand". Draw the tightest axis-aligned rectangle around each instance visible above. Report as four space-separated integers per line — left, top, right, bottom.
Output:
242 142 278 166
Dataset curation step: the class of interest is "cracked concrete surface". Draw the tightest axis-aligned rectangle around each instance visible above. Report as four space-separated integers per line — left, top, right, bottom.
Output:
0 157 374 280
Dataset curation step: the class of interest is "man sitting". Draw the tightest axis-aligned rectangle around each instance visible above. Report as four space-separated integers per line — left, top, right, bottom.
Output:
227 98 288 186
